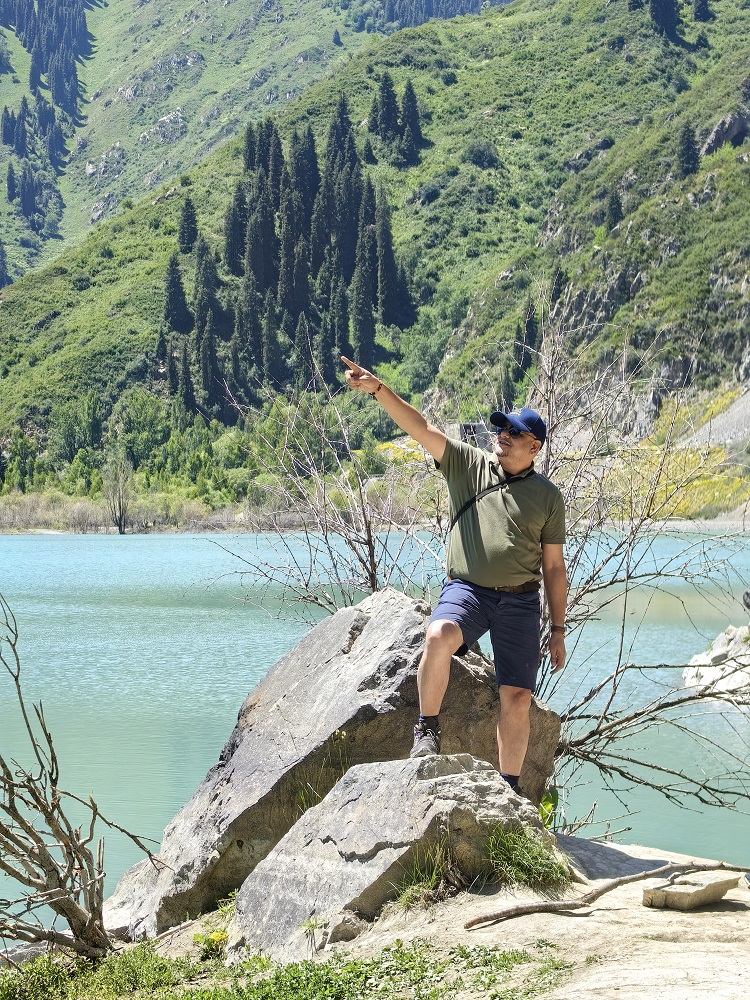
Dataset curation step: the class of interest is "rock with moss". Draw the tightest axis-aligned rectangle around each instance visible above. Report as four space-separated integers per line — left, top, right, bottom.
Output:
105 589 559 940
226 754 556 962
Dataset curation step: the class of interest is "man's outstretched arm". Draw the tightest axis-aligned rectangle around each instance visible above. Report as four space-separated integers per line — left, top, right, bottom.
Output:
341 356 447 463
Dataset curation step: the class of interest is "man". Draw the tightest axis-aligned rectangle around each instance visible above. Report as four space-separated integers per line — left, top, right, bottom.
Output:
342 356 568 793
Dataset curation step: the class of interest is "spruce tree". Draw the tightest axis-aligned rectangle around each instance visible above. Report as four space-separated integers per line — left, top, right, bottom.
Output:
262 291 280 385
178 340 197 412
368 94 380 134
375 185 399 325
649 0 679 34
242 122 256 172
19 163 35 218
604 188 623 231
13 117 26 159
223 183 247 276
200 310 219 404
167 341 179 395
676 120 699 178
6 161 16 202
164 253 192 334
400 79 423 146
292 237 311 320
377 72 400 143
294 311 313 380
178 194 198 253
1 107 11 145
350 242 376 370
331 274 350 357
0 238 9 289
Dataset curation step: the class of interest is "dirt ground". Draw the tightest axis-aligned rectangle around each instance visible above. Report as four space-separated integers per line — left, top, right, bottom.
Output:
334 837 750 999
157 836 749 998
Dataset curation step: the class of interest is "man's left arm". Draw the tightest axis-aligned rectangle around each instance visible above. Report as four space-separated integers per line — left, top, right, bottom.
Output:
541 543 568 674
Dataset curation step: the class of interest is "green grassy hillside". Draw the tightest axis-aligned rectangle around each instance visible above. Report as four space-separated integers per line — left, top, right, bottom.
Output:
0 0 748 497
0 0 372 277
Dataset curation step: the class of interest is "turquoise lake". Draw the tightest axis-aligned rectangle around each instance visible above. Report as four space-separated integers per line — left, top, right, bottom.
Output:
1 531 748 910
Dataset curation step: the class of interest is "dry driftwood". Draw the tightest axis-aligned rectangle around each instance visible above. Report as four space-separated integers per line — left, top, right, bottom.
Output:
465 860 750 929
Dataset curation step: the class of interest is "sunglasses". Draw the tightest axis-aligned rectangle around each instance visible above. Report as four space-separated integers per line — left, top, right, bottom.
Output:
494 423 528 438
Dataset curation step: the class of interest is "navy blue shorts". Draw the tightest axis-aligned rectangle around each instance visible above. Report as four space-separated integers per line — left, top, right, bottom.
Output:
430 578 541 691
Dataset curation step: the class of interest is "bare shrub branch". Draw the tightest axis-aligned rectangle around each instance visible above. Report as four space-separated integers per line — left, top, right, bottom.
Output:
0 596 159 959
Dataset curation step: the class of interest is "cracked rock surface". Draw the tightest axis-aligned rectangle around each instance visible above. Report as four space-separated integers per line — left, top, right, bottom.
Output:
226 754 549 962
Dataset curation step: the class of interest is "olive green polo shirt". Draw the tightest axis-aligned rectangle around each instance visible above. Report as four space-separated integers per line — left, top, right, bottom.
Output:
437 438 566 589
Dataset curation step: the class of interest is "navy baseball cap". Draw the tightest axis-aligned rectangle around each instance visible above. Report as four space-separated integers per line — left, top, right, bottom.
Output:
490 407 547 446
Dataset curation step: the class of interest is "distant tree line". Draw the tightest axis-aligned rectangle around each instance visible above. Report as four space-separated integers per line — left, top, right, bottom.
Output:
346 0 504 34
1 92 65 238
162 97 411 421
0 0 86 114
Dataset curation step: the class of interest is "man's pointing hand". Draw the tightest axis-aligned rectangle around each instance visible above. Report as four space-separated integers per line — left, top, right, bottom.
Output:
341 356 380 394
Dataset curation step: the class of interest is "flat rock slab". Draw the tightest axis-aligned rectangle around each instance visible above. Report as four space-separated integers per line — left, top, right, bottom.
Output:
643 874 740 911
105 589 560 939
227 754 551 963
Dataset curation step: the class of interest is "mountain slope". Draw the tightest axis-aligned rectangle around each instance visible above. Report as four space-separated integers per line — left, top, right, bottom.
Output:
0 0 748 446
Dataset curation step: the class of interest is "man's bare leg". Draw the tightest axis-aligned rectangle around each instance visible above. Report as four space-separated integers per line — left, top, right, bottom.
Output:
417 619 463 714
497 685 532 783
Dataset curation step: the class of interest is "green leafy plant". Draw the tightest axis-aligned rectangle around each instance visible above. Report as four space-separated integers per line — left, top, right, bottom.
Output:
193 928 228 961
538 787 559 829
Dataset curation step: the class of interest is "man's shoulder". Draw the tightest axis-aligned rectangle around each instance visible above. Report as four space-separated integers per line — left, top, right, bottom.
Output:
529 470 564 503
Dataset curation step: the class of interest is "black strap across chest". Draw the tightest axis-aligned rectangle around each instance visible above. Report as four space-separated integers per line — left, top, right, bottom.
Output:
449 470 536 531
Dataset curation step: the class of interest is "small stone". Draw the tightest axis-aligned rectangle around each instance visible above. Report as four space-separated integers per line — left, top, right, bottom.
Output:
642 873 739 910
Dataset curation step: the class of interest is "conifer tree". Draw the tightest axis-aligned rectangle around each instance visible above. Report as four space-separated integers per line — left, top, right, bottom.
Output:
167 341 179 395
649 0 679 35
277 186 297 314
604 188 623 231
0 238 9 288
1 107 11 145
242 122 256 172
6 161 16 202
331 274 350 357
375 185 399 325
178 339 197 412
164 253 192 334
368 94 380 134
200 310 219 404
292 237 311 320
246 184 278 293
294 311 313 382
289 126 320 233
178 194 198 253
19 162 35 218
262 290 280 385
676 120 699 178
377 72 400 143
363 137 376 164
230 328 244 393
522 300 538 370
223 183 246 275
267 124 284 211
400 79 422 146
13 116 26 158
235 272 262 368
350 240 376 370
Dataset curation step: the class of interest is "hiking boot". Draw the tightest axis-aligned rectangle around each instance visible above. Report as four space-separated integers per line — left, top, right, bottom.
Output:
410 721 441 758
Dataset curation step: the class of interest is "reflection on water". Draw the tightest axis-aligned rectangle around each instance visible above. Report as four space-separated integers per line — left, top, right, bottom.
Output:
1 530 748 910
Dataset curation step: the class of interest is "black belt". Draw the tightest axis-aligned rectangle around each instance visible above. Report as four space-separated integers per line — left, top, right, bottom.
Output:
490 581 540 594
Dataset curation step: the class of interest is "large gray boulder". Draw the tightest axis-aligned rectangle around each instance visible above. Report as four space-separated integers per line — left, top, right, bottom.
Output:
105 589 559 939
226 754 551 963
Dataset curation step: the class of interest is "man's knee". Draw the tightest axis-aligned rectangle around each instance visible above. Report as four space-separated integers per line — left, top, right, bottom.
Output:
499 685 533 715
424 619 463 653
